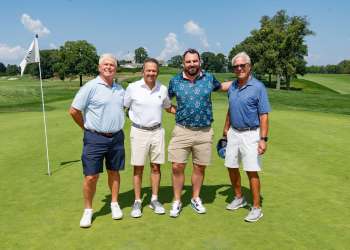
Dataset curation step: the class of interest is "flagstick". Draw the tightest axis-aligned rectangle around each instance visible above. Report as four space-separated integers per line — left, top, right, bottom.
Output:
37 49 51 176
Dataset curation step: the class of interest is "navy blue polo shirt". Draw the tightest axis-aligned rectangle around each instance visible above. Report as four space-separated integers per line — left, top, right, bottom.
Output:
228 76 271 129
168 71 221 127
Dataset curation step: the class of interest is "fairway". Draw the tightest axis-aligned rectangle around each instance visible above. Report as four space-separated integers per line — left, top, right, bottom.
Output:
1 76 350 249
300 74 350 94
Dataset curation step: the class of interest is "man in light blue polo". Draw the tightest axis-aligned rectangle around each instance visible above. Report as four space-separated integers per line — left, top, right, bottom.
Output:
69 53 125 228
222 51 271 222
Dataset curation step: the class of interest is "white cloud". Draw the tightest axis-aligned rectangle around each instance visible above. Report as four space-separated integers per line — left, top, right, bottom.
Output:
0 43 26 62
158 32 181 61
184 20 209 49
216 42 221 48
116 51 134 61
21 14 50 37
49 43 57 49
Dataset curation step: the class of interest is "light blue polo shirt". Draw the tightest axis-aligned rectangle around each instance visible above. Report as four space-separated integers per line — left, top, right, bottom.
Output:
228 76 271 129
71 76 125 133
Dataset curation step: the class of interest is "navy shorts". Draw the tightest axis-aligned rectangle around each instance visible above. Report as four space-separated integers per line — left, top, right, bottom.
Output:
82 129 125 176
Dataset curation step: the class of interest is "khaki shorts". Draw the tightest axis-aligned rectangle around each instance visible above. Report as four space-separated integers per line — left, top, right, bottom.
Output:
224 127 261 171
168 125 214 166
130 126 165 166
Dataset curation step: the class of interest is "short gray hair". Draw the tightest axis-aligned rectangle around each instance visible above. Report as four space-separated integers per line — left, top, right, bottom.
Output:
231 52 251 66
99 53 118 66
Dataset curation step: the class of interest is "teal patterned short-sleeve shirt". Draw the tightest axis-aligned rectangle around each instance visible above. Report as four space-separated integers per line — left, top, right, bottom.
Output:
168 71 221 127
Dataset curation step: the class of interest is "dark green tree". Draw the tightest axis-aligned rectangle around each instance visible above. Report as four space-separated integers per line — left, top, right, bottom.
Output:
167 55 182 68
6 64 20 75
0 62 6 73
134 47 148 64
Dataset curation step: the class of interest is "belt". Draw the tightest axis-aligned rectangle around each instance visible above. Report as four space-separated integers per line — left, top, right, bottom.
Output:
132 123 161 131
232 126 259 132
176 123 211 131
86 129 117 138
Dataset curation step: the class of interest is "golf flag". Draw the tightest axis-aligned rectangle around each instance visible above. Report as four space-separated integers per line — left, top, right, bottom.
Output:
20 35 40 76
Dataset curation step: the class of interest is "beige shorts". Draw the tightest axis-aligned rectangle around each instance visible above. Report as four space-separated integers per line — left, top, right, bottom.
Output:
130 126 165 166
168 125 214 166
224 127 261 171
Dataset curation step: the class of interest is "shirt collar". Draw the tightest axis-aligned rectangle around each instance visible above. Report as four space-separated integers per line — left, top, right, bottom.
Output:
181 70 204 81
234 75 253 89
141 78 160 91
96 75 116 88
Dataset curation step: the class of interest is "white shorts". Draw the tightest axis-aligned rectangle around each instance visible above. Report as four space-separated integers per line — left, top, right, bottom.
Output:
130 126 165 166
224 127 261 172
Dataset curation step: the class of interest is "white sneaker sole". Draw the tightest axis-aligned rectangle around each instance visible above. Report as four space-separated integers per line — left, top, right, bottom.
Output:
244 212 263 222
149 205 165 214
80 223 91 228
226 202 247 211
112 214 123 220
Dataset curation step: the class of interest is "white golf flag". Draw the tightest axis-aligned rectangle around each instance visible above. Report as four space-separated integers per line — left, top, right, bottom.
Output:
20 36 40 76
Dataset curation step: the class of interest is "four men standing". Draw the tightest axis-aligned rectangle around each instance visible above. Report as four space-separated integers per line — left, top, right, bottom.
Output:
70 50 270 227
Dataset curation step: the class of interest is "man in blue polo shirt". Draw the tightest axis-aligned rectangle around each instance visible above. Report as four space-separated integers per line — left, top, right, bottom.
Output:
222 51 271 222
69 53 125 228
168 48 231 217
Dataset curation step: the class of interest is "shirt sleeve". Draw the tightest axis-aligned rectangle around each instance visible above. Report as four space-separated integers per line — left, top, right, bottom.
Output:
71 84 91 111
168 79 175 99
212 75 221 91
162 87 172 109
123 85 132 108
258 84 271 114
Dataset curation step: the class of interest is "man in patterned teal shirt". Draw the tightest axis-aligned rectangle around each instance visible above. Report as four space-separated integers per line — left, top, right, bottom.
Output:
168 48 231 217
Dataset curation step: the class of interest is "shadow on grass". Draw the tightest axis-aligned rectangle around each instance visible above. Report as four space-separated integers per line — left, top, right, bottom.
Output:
93 184 263 220
47 159 80 175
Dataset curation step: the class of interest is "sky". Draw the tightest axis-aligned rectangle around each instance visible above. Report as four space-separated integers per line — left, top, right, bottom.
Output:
1 0 349 66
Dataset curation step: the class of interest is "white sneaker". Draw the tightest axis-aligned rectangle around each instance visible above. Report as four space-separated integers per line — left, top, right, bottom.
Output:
130 201 142 218
244 207 263 222
191 198 206 214
169 201 182 218
149 200 165 214
80 209 93 228
111 202 123 220
226 197 247 210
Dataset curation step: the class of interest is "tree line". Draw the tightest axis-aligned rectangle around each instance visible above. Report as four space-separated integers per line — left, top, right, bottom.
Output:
1 10 348 87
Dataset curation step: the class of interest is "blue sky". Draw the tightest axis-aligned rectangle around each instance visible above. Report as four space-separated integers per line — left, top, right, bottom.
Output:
1 0 349 66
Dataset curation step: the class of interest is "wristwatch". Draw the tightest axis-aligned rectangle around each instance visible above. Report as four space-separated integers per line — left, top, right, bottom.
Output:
260 137 268 142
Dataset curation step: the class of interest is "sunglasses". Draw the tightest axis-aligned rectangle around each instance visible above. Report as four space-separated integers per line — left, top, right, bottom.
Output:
233 63 248 70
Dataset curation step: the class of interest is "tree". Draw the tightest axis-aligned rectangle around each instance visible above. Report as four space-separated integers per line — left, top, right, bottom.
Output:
201 52 227 72
58 40 98 83
25 49 60 79
228 10 314 89
0 62 6 73
337 60 350 74
134 47 148 64
167 55 182 68
6 64 20 75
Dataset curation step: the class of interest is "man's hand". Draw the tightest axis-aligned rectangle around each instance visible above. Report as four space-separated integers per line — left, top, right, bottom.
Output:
258 140 267 155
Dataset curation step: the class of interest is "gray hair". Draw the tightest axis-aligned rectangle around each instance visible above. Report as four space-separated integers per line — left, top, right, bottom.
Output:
99 53 118 66
231 52 251 66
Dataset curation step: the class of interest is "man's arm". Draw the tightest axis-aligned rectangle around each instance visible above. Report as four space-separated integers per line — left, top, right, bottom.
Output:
220 81 233 92
258 113 269 155
165 104 176 114
69 107 84 130
222 109 231 138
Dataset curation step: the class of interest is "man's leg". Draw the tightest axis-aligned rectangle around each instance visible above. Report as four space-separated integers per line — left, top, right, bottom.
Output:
133 166 144 200
107 170 120 203
246 171 261 208
172 162 186 201
150 163 161 197
191 163 206 199
83 174 99 208
227 168 242 198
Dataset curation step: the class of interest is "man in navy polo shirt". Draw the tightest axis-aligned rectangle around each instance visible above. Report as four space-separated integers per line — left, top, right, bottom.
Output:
168 49 231 217
223 51 271 222
69 53 125 228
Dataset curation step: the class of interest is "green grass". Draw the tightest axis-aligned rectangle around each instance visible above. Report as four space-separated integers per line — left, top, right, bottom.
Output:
1 74 350 249
299 74 350 94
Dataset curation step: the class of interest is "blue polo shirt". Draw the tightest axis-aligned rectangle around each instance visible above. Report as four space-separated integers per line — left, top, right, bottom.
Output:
228 76 271 129
71 76 125 133
168 71 221 127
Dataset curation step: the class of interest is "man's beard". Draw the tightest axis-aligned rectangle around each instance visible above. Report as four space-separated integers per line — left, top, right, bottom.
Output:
185 66 200 76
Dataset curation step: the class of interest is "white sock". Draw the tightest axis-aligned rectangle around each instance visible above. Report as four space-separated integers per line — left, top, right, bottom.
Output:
151 195 158 201
84 208 93 212
135 199 142 203
110 202 119 206
173 200 181 204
